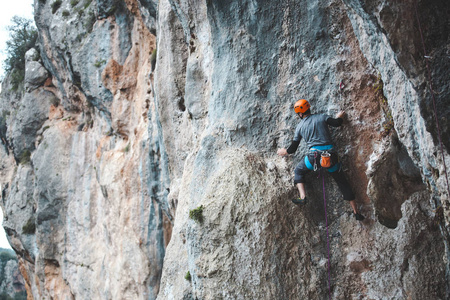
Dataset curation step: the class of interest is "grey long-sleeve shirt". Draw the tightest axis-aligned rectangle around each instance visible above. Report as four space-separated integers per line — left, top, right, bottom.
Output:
286 114 343 154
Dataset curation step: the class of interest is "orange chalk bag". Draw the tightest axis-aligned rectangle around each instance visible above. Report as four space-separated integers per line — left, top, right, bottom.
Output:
320 151 332 168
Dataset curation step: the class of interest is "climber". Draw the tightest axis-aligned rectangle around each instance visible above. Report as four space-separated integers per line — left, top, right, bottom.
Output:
277 99 365 221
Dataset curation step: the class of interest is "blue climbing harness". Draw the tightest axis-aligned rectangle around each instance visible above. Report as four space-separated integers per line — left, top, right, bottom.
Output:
304 144 340 172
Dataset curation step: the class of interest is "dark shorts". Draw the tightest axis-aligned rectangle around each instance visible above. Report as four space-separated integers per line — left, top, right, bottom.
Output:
294 151 355 200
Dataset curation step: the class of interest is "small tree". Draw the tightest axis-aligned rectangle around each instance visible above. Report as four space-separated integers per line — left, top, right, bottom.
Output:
3 16 38 91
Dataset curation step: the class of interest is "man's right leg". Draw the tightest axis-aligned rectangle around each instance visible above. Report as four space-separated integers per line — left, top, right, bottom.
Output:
349 200 358 214
329 169 365 220
293 156 313 204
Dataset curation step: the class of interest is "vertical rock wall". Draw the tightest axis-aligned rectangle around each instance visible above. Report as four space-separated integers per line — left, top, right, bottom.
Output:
2 0 169 298
0 0 448 299
155 0 449 299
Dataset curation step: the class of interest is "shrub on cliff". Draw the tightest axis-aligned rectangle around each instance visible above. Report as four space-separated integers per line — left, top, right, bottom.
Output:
0 249 16 262
0 249 26 300
3 16 38 91
189 205 204 224
22 218 36 234
184 271 191 281
151 48 157 71
18 150 31 165
0 248 17 288
0 291 27 300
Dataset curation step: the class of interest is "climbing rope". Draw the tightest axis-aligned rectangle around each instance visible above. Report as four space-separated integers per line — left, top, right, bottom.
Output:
414 4 450 201
322 170 332 300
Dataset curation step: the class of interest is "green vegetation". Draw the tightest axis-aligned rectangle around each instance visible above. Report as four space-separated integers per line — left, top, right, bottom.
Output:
51 0 62 14
85 11 96 33
105 0 120 16
22 218 36 234
62 10 70 17
16 291 27 300
75 7 84 18
70 0 79 7
31 50 40 62
0 291 27 300
0 249 16 262
3 16 38 91
373 74 394 136
189 205 204 224
19 149 31 165
0 292 13 300
94 59 106 68
83 0 93 9
76 33 84 42
184 271 191 281
0 249 21 298
123 143 130 153
8 70 25 91
151 48 157 71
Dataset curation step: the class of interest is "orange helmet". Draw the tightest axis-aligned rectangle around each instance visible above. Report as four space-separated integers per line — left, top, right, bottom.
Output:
294 99 310 114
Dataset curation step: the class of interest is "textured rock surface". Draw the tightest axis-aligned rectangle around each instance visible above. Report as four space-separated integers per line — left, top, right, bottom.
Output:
0 0 448 299
24 48 49 92
155 1 449 299
2 0 168 298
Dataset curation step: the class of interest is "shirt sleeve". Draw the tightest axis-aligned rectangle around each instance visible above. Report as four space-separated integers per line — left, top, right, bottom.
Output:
293 123 302 142
286 140 300 154
326 117 343 127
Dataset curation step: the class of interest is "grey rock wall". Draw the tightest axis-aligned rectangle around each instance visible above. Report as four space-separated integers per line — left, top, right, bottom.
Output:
2 0 169 298
155 0 449 299
0 0 448 299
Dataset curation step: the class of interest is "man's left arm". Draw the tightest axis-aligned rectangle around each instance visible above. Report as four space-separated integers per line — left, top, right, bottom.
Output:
277 139 300 156
326 110 345 127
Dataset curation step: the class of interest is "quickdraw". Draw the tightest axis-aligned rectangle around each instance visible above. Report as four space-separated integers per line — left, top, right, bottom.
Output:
313 151 318 171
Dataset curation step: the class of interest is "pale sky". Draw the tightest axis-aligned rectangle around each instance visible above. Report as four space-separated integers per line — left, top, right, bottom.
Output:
1 209 12 249
0 0 34 249
0 0 35 78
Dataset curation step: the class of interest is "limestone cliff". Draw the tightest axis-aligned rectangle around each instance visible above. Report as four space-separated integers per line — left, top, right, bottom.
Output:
0 0 448 299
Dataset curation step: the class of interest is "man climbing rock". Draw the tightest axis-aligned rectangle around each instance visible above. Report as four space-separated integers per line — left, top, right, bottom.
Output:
277 99 365 221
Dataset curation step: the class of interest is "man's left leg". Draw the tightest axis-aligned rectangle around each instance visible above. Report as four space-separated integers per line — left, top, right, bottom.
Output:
328 167 365 221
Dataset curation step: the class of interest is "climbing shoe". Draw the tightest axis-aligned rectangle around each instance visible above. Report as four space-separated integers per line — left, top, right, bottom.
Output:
354 213 365 221
292 197 307 205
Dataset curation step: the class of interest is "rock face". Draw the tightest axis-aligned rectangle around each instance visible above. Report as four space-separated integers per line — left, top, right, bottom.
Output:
24 48 49 92
0 0 448 299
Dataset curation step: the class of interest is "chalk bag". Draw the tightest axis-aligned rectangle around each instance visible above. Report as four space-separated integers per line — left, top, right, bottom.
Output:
320 151 332 168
